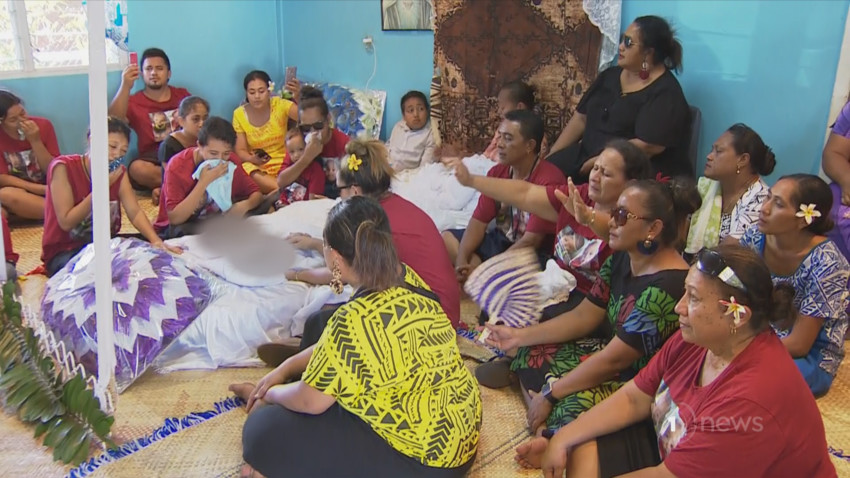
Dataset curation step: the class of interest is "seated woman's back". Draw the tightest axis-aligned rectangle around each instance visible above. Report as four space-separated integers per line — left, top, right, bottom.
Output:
302 264 481 467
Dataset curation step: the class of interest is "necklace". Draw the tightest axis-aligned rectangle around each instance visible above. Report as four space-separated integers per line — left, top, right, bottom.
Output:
721 177 757 215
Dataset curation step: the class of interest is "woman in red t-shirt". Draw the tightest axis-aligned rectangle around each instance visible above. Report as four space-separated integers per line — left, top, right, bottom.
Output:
276 86 350 200
0 90 61 220
42 117 180 277
520 244 836 478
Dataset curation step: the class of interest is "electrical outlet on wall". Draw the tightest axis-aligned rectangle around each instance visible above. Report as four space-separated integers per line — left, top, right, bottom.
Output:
362 35 374 52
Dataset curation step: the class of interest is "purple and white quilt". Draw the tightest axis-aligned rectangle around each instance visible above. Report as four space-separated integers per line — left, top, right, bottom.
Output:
41 238 215 392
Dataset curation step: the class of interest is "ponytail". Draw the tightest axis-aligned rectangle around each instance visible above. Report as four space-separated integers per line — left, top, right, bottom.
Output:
627 176 701 246
352 220 402 291
323 196 402 292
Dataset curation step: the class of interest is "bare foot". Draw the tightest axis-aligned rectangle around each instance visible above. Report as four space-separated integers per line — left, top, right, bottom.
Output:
515 436 549 469
229 382 255 402
152 187 161 206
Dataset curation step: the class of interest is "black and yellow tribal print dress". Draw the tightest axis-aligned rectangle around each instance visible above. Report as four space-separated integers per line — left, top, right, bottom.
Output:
303 265 482 468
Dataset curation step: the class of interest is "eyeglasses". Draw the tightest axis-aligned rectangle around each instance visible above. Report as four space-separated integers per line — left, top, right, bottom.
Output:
695 248 748 292
337 184 354 191
620 34 639 49
298 121 325 134
610 206 648 227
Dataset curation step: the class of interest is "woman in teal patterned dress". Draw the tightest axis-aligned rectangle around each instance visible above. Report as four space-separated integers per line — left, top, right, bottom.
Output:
484 178 700 435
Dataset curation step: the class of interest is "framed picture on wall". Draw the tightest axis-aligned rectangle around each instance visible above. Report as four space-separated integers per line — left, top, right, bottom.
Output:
381 0 435 31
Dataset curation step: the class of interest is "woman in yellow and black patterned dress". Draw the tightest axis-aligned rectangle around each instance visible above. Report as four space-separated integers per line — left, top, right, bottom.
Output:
232 196 481 478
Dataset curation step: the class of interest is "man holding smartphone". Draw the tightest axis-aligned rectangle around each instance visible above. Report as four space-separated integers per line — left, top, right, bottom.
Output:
109 48 191 205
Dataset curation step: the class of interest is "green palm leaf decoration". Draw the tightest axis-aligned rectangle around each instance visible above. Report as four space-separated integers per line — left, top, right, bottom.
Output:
0 281 115 465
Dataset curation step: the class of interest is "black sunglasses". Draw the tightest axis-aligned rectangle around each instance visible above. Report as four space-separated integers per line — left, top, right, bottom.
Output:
610 206 648 227
298 121 325 134
620 34 639 49
695 248 748 292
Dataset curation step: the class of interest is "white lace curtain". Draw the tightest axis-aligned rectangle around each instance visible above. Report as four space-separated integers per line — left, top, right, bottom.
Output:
583 0 622 71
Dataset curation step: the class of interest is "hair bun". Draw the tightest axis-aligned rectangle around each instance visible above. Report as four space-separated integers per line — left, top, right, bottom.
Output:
300 85 324 101
760 148 776 176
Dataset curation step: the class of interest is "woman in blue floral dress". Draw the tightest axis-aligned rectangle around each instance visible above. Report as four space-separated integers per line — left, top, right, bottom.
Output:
484 178 701 433
740 174 849 396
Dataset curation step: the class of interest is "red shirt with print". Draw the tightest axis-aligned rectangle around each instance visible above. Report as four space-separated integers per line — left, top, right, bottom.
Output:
380 193 461 327
471 161 563 240
42 155 123 265
155 147 259 230
545 183 611 295
126 86 191 158
0 116 60 184
3 215 18 265
279 128 350 202
634 330 836 478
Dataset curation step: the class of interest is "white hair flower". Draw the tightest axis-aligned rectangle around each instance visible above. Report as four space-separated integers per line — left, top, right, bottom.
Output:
795 203 821 225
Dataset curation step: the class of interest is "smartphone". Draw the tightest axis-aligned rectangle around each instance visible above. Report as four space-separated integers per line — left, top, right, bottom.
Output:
254 148 270 160
285 66 297 84
129 51 138 64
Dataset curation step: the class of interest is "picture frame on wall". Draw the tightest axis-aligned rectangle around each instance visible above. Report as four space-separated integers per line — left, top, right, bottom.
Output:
381 0 435 31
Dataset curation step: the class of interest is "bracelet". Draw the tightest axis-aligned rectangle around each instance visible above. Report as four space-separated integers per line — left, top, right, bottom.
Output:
294 270 300 282
585 210 596 227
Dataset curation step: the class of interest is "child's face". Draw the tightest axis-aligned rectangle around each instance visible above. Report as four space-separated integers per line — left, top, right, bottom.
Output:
107 132 129 162
179 105 209 139
286 135 306 162
325 160 338 182
402 98 428 131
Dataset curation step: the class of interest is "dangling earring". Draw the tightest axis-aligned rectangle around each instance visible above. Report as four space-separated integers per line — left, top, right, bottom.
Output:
637 235 659 255
730 325 738 336
639 60 650 80
330 261 344 294
736 166 741 175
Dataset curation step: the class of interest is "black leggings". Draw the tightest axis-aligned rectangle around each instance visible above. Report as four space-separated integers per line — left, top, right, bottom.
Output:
243 402 474 478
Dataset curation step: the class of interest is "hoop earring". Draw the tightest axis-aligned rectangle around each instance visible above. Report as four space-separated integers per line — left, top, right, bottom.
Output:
330 262 344 295
639 60 650 80
637 235 659 255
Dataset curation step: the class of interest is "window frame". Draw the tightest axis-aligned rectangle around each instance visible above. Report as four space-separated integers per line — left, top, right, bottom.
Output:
0 0 126 80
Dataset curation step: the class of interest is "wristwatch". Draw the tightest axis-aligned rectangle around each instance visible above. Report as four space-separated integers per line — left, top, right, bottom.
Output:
540 382 558 405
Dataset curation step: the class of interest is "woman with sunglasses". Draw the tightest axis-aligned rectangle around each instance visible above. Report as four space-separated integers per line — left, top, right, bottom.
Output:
739 174 849 396
483 178 700 439
546 16 690 183
449 139 652 387
276 86 350 200
684 124 774 256
233 70 300 195
521 244 836 478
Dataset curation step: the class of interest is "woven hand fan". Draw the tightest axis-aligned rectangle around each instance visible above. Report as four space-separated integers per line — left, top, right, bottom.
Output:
464 248 543 343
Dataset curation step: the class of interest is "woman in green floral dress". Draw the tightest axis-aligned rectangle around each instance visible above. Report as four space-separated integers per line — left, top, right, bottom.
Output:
484 178 700 434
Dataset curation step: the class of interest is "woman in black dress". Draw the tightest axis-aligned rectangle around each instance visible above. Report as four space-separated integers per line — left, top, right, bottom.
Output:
547 16 691 182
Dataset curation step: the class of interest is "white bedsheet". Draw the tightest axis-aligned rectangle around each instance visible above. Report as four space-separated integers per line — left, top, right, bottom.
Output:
154 199 352 371
391 155 496 231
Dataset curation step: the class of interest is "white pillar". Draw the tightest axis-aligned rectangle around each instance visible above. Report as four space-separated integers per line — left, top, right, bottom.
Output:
85 0 117 411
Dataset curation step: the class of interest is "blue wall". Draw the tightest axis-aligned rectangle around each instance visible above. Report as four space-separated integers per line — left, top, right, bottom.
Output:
280 0 434 139
282 0 848 179
1 0 282 157
622 0 849 180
